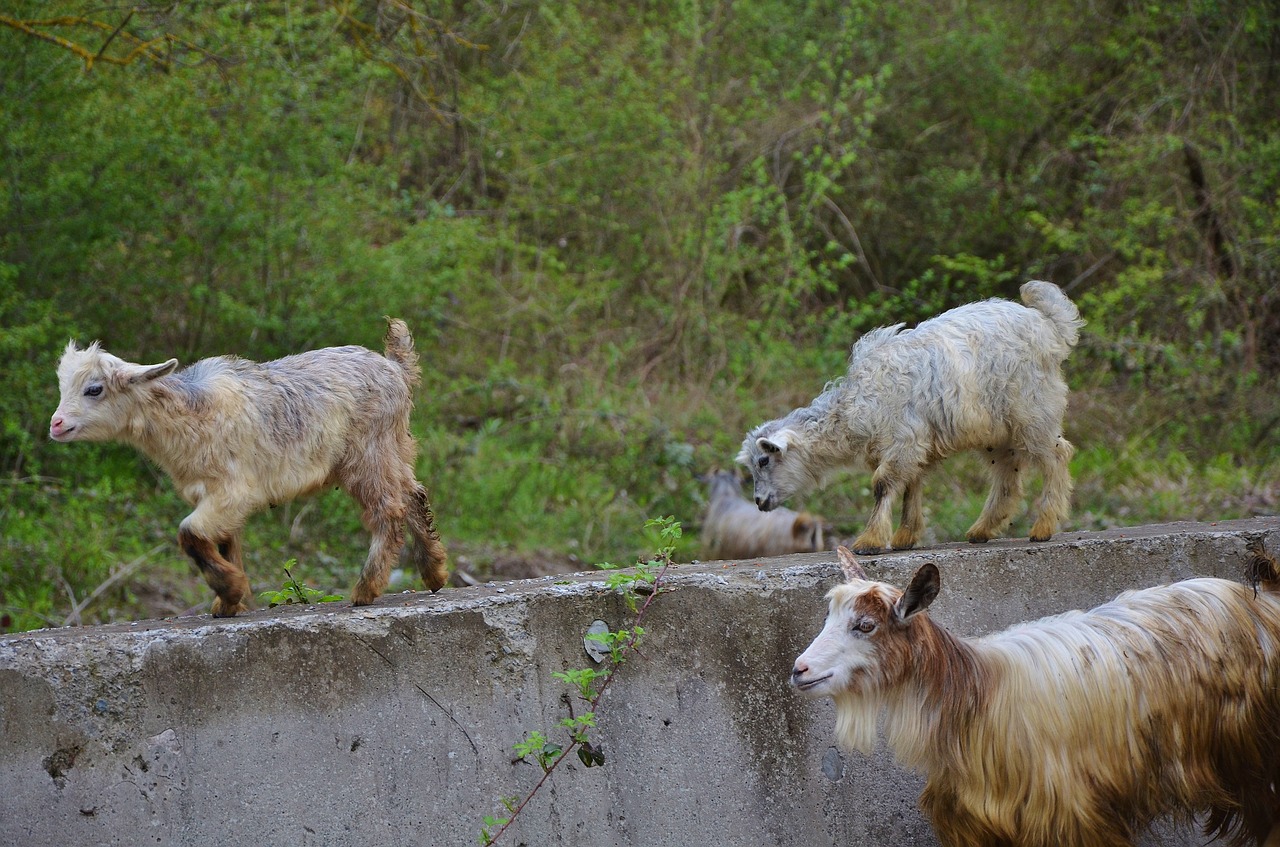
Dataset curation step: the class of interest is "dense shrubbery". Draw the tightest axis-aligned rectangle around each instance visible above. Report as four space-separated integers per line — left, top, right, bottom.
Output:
2 0 1277 630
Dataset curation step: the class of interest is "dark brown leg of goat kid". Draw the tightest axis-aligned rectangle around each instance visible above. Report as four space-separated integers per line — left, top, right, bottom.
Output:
179 528 251 617
407 483 448 591
350 513 405 607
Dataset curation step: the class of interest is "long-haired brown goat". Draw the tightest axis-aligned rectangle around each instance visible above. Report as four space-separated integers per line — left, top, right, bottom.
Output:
792 544 1280 847
50 319 447 616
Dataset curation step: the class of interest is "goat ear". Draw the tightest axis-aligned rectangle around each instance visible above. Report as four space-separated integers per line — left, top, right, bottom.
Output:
895 563 940 622
124 359 179 384
791 514 813 539
836 546 868 581
757 430 790 456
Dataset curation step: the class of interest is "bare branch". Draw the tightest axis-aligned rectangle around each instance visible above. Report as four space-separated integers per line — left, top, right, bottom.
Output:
62 544 167 627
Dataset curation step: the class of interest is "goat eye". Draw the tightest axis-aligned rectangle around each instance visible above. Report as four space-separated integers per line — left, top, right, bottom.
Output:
852 619 876 634
83 384 103 398
757 455 769 469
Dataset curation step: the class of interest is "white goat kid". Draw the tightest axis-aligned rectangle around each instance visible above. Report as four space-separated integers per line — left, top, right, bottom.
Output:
739 281 1083 553
792 546 1280 847
700 470 827 561
50 319 448 616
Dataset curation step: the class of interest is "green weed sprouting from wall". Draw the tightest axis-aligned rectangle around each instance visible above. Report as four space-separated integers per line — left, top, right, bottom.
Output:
478 516 680 846
258 561 343 607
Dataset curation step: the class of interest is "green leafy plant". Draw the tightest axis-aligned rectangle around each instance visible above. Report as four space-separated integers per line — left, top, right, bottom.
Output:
512 731 562 772
258 561 343 607
477 798 519 847
479 517 679 845
551 667 603 701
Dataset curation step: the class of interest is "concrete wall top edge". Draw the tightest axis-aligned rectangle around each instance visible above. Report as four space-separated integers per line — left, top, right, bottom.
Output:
3 516 1276 652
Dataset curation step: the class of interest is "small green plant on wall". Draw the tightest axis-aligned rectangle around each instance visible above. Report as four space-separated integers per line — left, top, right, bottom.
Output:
258 561 344 607
479 516 680 845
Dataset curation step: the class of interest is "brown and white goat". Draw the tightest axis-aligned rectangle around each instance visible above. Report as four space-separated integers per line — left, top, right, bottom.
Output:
50 319 448 616
792 545 1280 847
701 470 828 560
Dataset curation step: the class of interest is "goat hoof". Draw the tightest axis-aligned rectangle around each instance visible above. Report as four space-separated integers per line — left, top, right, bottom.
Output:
1029 533 1052 542
210 597 247 617
967 535 991 544
851 545 885 556
422 568 448 593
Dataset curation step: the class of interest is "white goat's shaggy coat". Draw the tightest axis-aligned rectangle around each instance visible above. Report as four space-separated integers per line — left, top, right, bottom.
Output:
50 319 447 616
739 281 1083 552
700 470 827 560
791 546 1280 847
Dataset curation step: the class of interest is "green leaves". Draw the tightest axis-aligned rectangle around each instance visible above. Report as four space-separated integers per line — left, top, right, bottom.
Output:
552 668 602 701
558 713 597 745
478 797 519 846
576 741 606 768
481 518 678 844
258 563 343 608
513 731 562 772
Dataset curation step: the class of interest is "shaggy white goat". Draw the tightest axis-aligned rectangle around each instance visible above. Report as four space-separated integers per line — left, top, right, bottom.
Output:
739 281 1083 553
50 319 447 616
701 470 828 560
791 545 1280 847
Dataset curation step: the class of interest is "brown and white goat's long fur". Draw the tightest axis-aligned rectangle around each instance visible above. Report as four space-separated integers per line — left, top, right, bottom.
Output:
740 281 1083 553
50 319 447 616
701 470 827 561
792 546 1280 847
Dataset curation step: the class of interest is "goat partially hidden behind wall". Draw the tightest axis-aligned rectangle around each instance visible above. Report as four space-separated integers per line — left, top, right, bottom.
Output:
50 318 447 616
701 470 829 561
792 544 1280 847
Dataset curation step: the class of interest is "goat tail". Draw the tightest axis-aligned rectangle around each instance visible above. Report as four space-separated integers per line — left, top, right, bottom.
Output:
407 483 449 592
383 317 422 390
1246 539 1280 594
1020 280 1084 350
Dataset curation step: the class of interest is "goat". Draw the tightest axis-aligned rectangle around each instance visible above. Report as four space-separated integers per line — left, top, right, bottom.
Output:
700 470 828 560
49 319 448 616
739 281 1083 553
791 545 1280 847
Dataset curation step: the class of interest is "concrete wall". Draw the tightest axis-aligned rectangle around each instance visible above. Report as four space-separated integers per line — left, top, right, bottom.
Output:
2 517 1277 847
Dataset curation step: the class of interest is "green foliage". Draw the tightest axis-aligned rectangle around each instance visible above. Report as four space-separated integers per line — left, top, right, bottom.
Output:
478 798 519 847
2 0 1279 631
2 469 194 631
258 563 343 608
512 730 561 773
551 668 602 702
482 519 676 844
584 626 643 665
0 270 71 476
598 516 679 611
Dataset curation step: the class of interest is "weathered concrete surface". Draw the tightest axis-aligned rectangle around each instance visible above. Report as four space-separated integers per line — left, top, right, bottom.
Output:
2 517 1278 847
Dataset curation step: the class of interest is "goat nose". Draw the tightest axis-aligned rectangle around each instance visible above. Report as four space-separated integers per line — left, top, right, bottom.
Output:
792 660 809 678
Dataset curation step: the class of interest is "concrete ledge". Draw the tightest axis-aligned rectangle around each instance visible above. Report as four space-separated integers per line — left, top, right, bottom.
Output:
2 517 1278 846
